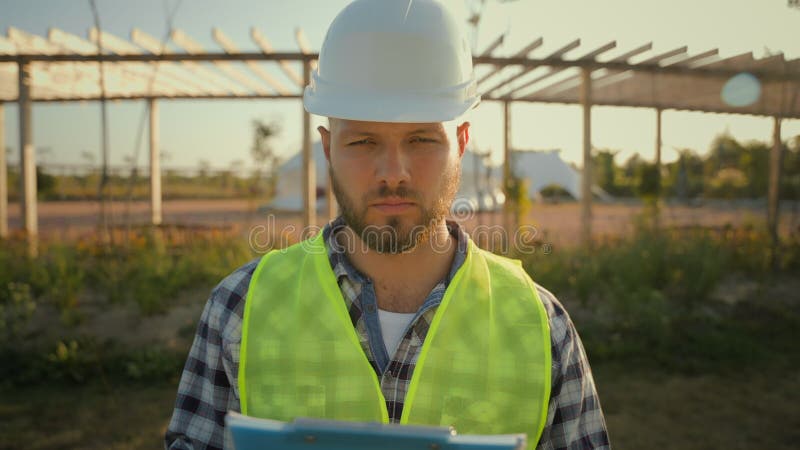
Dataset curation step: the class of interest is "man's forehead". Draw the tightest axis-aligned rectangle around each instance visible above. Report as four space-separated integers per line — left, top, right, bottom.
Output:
330 118 448 135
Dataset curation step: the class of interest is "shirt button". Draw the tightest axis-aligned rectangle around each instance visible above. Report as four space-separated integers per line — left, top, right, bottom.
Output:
366 303 376 313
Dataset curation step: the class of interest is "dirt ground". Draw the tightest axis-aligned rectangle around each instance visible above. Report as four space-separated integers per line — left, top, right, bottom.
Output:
6 198 800 245
1 363 797 450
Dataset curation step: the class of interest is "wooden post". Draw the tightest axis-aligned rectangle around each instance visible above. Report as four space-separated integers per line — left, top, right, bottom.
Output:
502 100 512 236
0 102 7 239
18 59 38 255
768 116 783 270
149 98 162 226
654 107 662 230
580 67 593 247
302 60 315 233
326 172 336 222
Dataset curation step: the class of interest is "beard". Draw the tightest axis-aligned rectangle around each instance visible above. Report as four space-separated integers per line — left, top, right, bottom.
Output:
330 164 460 254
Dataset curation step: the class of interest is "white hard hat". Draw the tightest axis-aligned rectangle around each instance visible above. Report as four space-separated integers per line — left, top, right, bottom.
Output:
303 0 480 123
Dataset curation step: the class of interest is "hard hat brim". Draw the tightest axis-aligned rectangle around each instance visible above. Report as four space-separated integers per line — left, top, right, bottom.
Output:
303 86 480 123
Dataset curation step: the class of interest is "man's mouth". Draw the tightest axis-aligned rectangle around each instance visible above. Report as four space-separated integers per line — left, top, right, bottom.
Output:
370 198 416 213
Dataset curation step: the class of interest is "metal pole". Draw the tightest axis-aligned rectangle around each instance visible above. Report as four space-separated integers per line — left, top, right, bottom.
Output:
0 102 7 238
580 67 593 247
302 60 315 233
149 98 162 226
502 100 511 235
768 116 783 270
18 59 38 254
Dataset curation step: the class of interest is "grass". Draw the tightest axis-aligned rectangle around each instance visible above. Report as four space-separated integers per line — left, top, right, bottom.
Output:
596 362 800 450
0 380 177 450
1 222 799 448
1 360 797 450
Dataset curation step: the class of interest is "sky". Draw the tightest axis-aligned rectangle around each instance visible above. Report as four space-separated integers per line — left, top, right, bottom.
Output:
1 0 799 172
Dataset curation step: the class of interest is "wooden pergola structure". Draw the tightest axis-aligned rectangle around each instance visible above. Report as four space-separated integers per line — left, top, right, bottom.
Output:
1 26 798 251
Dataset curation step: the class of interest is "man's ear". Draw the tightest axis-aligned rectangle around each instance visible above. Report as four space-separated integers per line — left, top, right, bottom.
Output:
456 121 470 157
318 125 331 162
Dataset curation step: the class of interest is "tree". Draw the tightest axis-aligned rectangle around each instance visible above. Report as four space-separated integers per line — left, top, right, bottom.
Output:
250 119 282 198
739 141 770 198
593 149 618 195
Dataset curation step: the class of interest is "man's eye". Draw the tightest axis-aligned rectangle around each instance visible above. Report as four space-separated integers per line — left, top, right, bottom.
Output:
347 139 373 146
410 137 437 144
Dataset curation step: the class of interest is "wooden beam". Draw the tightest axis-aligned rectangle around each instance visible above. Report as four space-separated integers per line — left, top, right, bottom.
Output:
503 41 616 99
326 172 336 222
8 27 74 98
149 29 247 95
0 35 16 54
522 42 653 99
212 28 288 95
580 67 592 247
251 27 304 87
50 28 182 99
482 38 580 97
149 98 162 226
302 60 315 231
172 29 268 95
295 28 317 71
0 102 6 238
768 116 783 269
101 27 219 96
18 60 37 249
664 48 719 68
654 107 662 229
478 33 505 57
503 100 511 234
476 37 542 86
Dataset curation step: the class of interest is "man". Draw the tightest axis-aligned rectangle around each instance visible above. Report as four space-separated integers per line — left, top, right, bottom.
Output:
166 0 609 449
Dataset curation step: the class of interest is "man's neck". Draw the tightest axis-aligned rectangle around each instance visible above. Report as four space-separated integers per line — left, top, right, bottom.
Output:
338 222 457 313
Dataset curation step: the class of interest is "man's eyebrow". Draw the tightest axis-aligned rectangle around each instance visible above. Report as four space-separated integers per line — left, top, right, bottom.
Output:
407 127 444 135
340 130 376 137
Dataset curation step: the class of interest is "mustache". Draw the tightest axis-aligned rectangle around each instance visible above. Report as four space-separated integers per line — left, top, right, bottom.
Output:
367 185 421 202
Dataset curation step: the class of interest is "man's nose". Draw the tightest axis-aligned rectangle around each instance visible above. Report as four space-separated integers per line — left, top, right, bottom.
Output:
375 143 410 188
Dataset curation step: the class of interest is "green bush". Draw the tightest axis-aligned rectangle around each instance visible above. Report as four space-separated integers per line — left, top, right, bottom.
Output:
518 224 799 371
0 338 187 387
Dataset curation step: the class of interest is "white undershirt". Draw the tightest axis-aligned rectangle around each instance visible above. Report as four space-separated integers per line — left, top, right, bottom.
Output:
378 309 416 356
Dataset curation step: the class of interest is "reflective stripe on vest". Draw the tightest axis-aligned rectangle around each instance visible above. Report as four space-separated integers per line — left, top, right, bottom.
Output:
239 233 551 446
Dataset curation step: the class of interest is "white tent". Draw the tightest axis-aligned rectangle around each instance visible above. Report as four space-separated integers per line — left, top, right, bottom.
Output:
265 141 330 212
511 149 610 201
456 150 505 212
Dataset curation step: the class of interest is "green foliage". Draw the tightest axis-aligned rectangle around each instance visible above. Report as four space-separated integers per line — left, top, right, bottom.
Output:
0 282 36 346
85 231 256 315
0 229 258 330
0 338 186 387
36 167 57 198
538 183 575 201
635 162 661 199
519 224 799 371
505 174 531 226
593 149 619 194
250 119 282 199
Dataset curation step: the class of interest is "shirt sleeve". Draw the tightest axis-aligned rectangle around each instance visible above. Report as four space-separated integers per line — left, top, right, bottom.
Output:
535 285 610 450
164 259 258 450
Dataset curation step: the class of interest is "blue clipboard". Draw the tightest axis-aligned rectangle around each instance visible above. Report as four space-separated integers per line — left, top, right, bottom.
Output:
226 412 527 450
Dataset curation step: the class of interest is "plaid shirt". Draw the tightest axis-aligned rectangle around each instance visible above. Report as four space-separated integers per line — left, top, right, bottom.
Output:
165 218 609 450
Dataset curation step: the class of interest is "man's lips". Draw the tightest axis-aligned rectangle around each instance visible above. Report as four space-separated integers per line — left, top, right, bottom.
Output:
370 198 416 213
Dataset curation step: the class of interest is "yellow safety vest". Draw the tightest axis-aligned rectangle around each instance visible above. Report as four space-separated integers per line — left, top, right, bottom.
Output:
239 233 551 446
